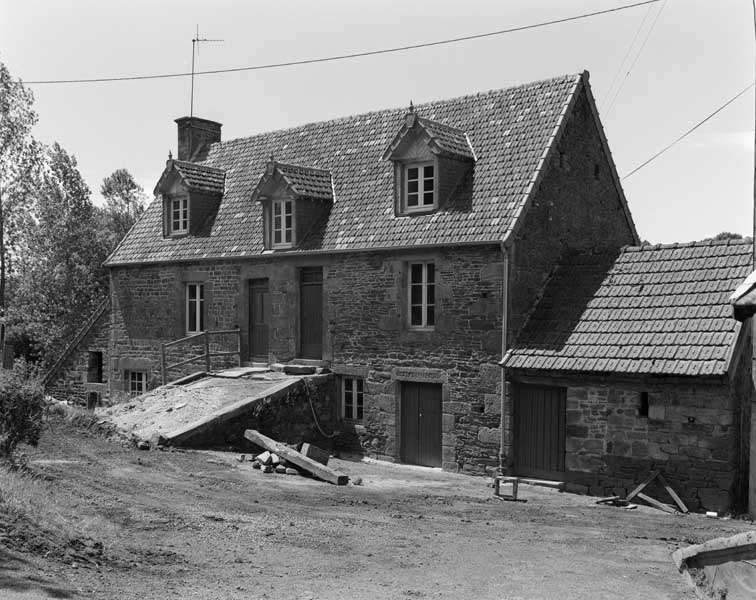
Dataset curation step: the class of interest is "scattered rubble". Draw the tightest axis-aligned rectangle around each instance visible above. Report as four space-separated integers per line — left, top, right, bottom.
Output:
244 429 348 485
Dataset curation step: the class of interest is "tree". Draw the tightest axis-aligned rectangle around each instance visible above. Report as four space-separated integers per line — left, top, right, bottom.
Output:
11 143 106 361
98 168 147 252
0 61 40 319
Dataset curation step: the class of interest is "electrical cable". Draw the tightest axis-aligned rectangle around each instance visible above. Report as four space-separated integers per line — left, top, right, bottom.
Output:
22 0 660 85
604 0 668 117
621 82 755 180
601 1 654 107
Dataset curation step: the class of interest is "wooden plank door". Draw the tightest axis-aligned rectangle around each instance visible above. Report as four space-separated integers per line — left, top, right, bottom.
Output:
249 279 270 360
299 267 323 359
401 382 442 467
513 383 566 480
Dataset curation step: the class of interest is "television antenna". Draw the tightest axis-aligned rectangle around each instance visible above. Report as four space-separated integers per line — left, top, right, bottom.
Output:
190 25 223 117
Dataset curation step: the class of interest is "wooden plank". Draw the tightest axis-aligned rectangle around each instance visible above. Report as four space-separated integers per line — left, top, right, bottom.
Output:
625 470 659 501
596 496 621 504
244 429 348 485
636 492 678 514
657 474 689 514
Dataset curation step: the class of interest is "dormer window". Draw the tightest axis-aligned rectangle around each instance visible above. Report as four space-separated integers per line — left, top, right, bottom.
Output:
252 160 334 251
272 198 295 248
405 162 436 212
155 157 225 239
170 196 189 234
383 108 475 217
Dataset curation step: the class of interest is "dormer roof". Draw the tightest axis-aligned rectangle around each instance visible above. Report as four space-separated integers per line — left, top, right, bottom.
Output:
382 112 476 162
252 160 334 202
154 159 226 196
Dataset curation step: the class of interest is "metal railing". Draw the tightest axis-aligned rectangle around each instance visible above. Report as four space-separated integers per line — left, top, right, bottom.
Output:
160 328 242 386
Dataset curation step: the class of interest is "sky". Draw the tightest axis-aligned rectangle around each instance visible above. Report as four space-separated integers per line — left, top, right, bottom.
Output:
1 0 754 244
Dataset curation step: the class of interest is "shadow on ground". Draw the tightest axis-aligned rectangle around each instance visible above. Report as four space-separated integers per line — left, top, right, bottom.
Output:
0 547 75 599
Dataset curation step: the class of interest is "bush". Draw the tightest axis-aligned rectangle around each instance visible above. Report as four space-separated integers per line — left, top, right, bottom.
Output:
0 359 45 460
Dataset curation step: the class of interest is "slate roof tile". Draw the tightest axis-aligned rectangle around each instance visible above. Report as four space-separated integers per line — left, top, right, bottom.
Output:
172 160 226 194
503 240 752 377
107 73 582 265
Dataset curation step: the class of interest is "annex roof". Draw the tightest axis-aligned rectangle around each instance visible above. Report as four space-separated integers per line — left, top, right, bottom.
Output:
252 161 334 202
503 239 753 378
107 71 602 265
154 159 226 196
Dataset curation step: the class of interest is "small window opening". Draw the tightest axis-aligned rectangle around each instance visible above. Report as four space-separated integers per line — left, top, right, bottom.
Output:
87 351 103 383
593 163 600 180
639 391 649 417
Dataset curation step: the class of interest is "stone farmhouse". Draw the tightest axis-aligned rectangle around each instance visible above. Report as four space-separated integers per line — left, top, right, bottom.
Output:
44 71 754 512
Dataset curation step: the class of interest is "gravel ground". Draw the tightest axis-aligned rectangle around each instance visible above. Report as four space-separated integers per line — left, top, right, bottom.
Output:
2 417 755 600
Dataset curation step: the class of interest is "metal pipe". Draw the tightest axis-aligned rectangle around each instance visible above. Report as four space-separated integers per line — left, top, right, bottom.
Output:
499 244 509 472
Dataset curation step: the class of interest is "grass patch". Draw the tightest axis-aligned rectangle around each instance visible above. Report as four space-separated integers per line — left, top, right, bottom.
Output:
0 452 117 564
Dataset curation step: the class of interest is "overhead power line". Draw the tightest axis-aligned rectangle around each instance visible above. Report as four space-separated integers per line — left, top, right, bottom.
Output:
601 0 655 107
621 82 756 181
604 0 668 116
23 0 660 85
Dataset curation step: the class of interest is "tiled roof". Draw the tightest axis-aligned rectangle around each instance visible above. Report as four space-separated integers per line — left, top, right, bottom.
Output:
171 160 226 195
107 72 584 265
417 117 476 160
266 162 333 201
504 240 753 377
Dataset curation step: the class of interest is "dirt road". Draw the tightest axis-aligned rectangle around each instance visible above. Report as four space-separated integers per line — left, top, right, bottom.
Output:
2 417 753 599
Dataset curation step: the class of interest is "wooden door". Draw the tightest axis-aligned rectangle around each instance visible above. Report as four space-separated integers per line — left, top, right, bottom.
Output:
401 382 442 467
513 383 566 480
249 279 270 360
299 267 323 359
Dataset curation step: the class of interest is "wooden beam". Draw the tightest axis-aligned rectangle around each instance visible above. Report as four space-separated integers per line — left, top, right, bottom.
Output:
244 429 348 485
636 492 678 514
657 474 689 514
625 470 659 502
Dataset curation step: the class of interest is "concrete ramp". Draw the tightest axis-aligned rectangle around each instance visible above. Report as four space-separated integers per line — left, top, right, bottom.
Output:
673 531 756 599
101 371 303 445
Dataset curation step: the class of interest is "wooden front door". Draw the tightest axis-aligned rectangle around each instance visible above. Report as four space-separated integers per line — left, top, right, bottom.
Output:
299 267 323 359
401 382 442 467
513 383 566 480
249 279 270 360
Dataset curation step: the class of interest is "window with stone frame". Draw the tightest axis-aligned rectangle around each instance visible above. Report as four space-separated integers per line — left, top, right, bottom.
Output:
186 282 205 334
169 195 189 235
126 370 147 396
404 162 436 213
409 262 435 328
342 377 364 420
271 198 295 248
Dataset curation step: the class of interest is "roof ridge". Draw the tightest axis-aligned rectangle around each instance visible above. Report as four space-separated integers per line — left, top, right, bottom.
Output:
623 238 753 252
175 160 226 173
215 72 583 149
275 160 332 173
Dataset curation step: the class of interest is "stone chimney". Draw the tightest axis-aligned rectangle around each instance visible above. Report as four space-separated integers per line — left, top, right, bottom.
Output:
175 116 222 162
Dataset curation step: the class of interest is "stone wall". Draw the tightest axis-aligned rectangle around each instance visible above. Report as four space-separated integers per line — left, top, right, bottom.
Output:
327 246 504 473
45 304 110 405
507 86 636 344
110 245 506 473
508 376 747 513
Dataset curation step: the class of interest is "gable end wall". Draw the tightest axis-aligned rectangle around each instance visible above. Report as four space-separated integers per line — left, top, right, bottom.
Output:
508 86 636 344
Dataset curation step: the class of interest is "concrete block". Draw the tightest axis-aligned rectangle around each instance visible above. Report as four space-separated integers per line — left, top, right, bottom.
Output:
648 405 665 420
300 443 329 466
